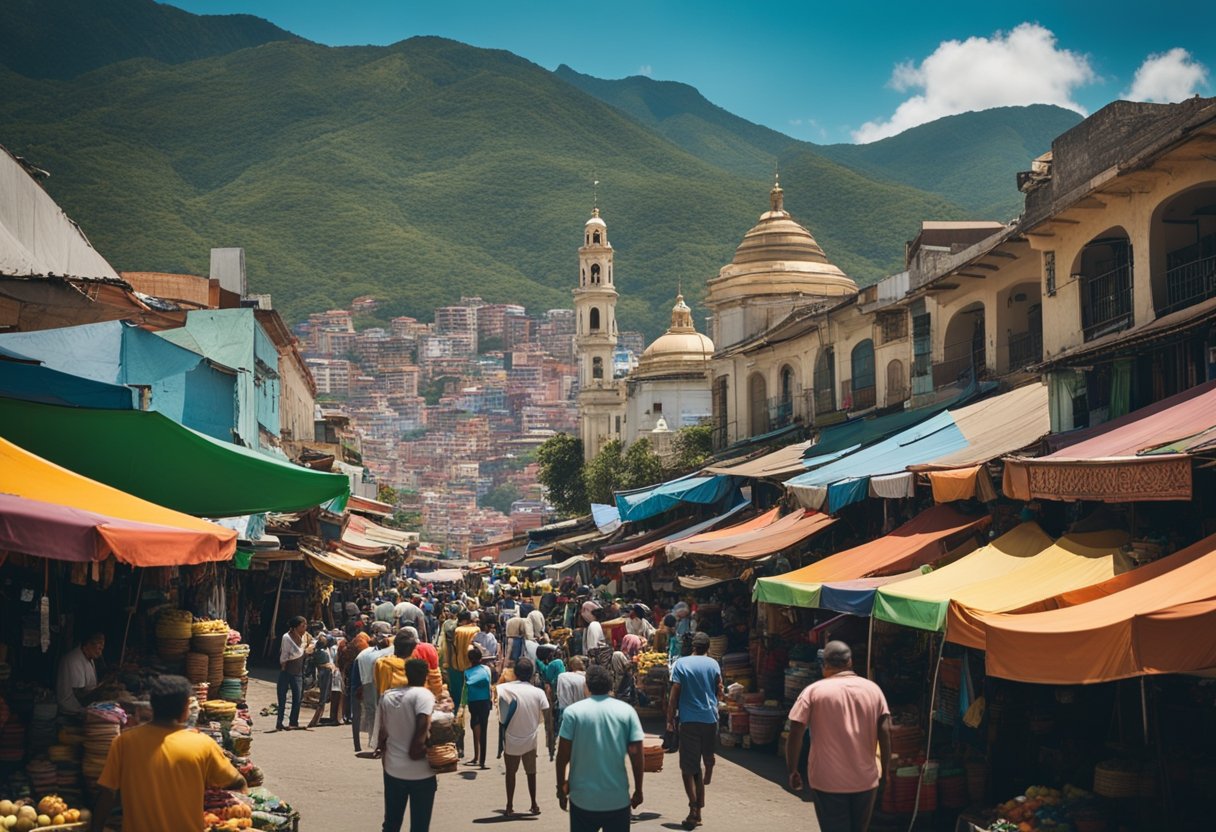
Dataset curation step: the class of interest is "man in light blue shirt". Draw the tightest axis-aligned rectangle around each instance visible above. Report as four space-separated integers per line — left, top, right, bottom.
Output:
355 635 393 752
556 665 644 832
667 632 722 830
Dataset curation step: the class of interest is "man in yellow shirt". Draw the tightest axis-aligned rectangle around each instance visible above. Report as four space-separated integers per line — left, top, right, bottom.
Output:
374 630 419 695
92 675 245 832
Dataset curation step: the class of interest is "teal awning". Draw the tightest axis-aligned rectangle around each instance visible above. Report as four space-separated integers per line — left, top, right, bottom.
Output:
614 474 740 522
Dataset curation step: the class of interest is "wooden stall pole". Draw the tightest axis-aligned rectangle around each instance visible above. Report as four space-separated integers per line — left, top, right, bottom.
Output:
907 634 946 832
866 615 875 679
264 561 288 660
1139 676 1149 743
118 568 146 667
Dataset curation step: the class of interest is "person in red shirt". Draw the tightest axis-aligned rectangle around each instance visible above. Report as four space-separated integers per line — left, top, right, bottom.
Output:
403 626 439 671
786 641 891 832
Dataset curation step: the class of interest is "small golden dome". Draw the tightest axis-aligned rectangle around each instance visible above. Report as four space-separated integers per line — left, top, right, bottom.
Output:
706 178 856 306
636 294 714 377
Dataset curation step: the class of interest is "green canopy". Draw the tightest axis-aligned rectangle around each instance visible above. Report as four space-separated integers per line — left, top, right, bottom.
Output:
0 397 349 517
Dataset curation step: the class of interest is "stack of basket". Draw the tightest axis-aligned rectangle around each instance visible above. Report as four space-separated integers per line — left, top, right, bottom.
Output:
784 664 818 706
191 681 210 704
426 743 458 773
156 610 194 662
81 705 125 791
744 704 785 746
202 699 236 727
217 679 244 703
223 644 249 679
185 652 211 684
642 744 664 772
720 652 752 691
707 635 728 661
28 700 58 753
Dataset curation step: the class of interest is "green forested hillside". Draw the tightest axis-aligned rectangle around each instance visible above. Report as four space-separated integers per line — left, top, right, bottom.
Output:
0 0 300 79
0 3 1076 339
816 105 1083 219
0 37 962 336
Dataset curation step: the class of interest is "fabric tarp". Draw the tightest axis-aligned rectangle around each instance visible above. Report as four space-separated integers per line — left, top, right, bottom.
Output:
0 357 136 409
0 397 350 517
668 509 837 561
678 575 728 590
1004 381 1216 503
869 472 916 499
703 440 813 478
591 503 622 534
802 395 962 462
910 384 1050 470
620 556 655 575
614 474 740 522
753 505 990 608
0 437 236 565
303 548 385 581
926 466 998 503
817 570 927 617
872 523 1056 631
941 529 1132 649
415 568 465 584
787 411 968 510
981 531 1216 683
601 502 760 565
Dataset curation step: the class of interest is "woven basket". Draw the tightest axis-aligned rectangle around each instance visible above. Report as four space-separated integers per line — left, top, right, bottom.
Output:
224 656 248 677
427 743 458 770
157 637 190 659
191 632 228 656
1093 761 1141 798
231 736 252 757
642 744 664 772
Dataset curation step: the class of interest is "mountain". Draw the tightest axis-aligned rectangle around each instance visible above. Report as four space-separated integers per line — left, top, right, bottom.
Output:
0 2 1067 339
556 66 1079 222
0 0 301 79
816 105 1084 219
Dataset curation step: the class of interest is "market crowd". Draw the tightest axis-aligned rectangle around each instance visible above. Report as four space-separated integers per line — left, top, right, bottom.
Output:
265 575 891 832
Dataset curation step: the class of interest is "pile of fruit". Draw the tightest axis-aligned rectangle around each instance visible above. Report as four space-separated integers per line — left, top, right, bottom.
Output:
987 784 1100 832
0 796 91 830
203 803 253 830
634 652 668 673
192 619 230 636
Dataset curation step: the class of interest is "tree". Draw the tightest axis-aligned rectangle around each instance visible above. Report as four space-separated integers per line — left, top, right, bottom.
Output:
583 437 665 505
536 433 588 517
377 484 399 505
671 424 714 474
583 439 626 506
478 483 521 515
622 437 664 490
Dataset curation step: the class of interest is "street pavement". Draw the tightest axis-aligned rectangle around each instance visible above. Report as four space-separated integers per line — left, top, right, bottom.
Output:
246 673 820 831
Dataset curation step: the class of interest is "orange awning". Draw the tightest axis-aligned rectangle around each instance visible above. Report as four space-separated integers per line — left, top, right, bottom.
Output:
667 509 836 561
601 507 778 565
0 437 236 565
982 531 1216 683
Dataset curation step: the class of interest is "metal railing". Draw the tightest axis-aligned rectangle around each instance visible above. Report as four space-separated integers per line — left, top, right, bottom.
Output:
1082 262 1133 341
1006 329 1043 372
1161 253 1216 315
767 395 796 430
812 388 835 417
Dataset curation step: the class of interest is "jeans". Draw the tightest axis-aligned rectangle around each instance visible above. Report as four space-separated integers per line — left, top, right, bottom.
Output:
810 788 878 832
276 671 302 727
569 803 630 832
382 772 436 832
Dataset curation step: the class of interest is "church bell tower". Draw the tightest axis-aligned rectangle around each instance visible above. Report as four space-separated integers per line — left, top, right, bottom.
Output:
574 207 625 460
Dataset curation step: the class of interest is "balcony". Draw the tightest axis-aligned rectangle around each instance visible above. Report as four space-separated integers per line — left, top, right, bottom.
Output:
1160 251 1216 316
1081 262 1133 341
1006 329 1043 372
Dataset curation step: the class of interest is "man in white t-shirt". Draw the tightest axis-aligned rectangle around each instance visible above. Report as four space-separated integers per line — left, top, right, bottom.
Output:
583 608 606 652
57 632 104 715
355 635 393 751
497 657 551 818
553 655 588 735
376 658 436 832
394 598 427 640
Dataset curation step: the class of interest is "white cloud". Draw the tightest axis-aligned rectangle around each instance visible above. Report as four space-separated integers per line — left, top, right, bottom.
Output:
853 23 1095 143
637 64 653 77
1124 48 1209 103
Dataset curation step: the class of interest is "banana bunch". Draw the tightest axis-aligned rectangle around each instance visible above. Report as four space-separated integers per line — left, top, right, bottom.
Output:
192 619 230 635
634 652 668 673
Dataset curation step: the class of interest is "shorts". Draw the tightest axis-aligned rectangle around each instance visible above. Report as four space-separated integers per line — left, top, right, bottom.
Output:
678 722 717 773
504 748 537 775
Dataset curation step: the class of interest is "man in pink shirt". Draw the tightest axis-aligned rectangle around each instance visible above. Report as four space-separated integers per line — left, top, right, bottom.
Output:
786 641 891 832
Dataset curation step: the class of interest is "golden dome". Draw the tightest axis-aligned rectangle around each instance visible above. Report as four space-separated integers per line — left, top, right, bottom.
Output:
585 207 606 229
635 294 714 377
705 178 857 306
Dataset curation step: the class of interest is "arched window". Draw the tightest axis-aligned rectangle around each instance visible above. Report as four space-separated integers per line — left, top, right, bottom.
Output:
748 373 769 437
589 308 601 331
593 231 601 244
813 347 835 415
590 264 601 284
592 357 604 380
851 339 876 409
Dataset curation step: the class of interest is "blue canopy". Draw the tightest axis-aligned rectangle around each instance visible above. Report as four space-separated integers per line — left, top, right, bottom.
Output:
787 410 969 512
816 571 927 616
0 321 236 441
0 358 135 409
615 474 740 523
591 503 622 534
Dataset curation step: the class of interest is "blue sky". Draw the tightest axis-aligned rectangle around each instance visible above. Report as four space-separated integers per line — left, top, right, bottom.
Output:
175 1 1215 143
